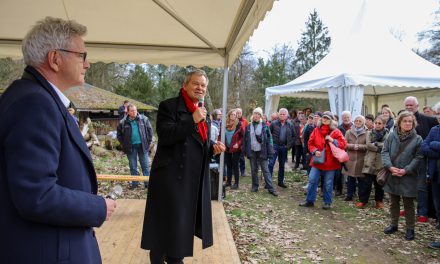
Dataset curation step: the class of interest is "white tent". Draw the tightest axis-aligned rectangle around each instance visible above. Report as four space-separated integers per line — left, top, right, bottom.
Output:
0 0 275 201
265 2 440 117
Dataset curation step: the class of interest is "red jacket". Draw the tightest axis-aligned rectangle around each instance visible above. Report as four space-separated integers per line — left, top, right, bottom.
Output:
308 127 346 171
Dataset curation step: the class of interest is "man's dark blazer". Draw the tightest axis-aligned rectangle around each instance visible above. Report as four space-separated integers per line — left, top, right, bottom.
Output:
0 66 107 263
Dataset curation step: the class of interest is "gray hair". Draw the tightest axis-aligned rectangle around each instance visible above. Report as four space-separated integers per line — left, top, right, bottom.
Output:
404 96 419 105
354 115 366 124
278 108 288 114
341 111 351 117
22 17 87 67
184 69 209 86
433 102 440 114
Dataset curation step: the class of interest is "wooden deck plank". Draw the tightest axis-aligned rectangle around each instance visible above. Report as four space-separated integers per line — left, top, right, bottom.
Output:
96 199 240 264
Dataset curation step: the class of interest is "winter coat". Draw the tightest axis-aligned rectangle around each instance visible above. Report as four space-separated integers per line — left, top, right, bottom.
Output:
414 111 438 139
0 66 106 264
308 126 347 171
302 124 315 154
381 129 423 197
292 118 302 146
362 129 389 175
270 120 294 148
141 93 214 257
242 122 274 160
117 114 153 155
421 125 440 184
343 127 368 177
228 122 244 153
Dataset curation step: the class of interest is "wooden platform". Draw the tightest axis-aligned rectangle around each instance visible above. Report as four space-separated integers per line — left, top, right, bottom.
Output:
96 199 240 264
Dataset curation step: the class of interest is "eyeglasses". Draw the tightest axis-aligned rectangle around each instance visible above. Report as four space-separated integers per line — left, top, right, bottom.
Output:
57 49 87 62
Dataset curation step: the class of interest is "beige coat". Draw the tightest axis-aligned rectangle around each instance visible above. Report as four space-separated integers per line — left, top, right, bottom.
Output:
342 127 367 177
362 130 389 175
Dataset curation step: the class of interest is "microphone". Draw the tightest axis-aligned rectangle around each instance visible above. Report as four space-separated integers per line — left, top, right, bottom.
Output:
106 185 123 200
198 96 204 107
198 96 205 122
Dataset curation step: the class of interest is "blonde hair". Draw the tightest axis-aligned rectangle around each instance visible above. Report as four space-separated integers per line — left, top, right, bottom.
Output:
381 107 394 118
226 109 238 130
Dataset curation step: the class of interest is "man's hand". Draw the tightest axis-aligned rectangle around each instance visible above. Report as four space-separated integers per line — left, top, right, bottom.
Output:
105 198 117 221
213 141 226 155
193 107 207 123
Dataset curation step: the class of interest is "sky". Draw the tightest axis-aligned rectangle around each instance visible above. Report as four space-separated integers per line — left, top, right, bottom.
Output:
248 0 439 59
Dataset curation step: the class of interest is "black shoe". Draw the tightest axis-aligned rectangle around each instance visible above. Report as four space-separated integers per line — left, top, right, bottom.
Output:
299 201 314 207
251 188 258 192
383 225 398 235
264 185 268 189
231 184 239 190
428 242 440 249
344 197 353 201
224 182 231 187
144 182 149 188
322 203 331 210
278 182 288 188
405 229 415 241
269 190 278 197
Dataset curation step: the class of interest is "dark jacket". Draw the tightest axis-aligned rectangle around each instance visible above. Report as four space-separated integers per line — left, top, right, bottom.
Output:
422 125 440 184
302 123 315 154
414 111 438 139
0 66 106 264
270 119 294 148
118 105 126 120
242 122 274 159
141 92 214 257
117 114 153 154
381 129 423 197
291 118 302 146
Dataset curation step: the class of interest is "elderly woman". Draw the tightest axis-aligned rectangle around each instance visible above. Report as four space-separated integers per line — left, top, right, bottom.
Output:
343 115 368 202
381 106 395 132
359 115 389 209
223 109 243 189
382 111 423 241
299 111 346 209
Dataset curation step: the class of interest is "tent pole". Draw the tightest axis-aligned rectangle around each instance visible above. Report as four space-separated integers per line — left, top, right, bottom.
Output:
218 55 229 201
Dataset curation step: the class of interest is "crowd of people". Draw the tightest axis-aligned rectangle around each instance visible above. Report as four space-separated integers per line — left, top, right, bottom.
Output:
208 96 440 249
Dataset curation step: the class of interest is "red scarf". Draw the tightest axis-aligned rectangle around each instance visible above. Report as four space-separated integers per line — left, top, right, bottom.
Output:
320 124 330 137
181 88 208 143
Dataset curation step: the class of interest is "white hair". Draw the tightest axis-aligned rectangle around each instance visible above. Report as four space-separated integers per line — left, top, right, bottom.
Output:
404 96 419 105
433 101 440 113
354 115 366 124
278 108 288 114
22 16 87 67
341 111 351 117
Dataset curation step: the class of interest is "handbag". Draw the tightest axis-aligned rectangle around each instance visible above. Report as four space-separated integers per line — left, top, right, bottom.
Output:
376 168 390 186
376 135 417 186
329 142 349 163
312 148 326 164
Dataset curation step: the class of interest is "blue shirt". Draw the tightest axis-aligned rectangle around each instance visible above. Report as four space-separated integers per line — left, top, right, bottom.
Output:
129 117 141 145
225 129 235 148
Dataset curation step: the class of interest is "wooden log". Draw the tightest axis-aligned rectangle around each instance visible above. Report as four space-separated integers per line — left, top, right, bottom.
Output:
97 174 149 182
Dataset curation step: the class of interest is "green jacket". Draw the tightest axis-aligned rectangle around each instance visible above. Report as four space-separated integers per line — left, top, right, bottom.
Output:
381 129 423 197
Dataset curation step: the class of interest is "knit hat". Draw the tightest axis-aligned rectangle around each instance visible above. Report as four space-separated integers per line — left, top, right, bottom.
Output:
322 111 334 120
253 107 263 116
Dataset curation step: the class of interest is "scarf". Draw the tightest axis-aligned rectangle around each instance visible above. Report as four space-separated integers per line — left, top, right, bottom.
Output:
397 128 415 142
343 123 352 132
354 126 364 135
371 128 387 143
181 88 207 143
320 124 330 137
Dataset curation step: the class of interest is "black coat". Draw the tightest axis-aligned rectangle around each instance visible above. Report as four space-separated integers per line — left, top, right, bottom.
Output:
0 66 106 263
414 111 438 139
270 120 294 148
141 93 214 257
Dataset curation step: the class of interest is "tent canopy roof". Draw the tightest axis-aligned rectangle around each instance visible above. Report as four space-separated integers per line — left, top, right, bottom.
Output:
265 1 440 99
0 0 274 67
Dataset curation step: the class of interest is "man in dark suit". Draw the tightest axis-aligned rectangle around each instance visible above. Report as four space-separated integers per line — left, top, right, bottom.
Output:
141 69 225 264
0 17 116 264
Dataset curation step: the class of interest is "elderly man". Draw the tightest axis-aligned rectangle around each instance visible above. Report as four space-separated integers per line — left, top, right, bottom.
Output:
404 96 439 223
117 104 153 189
0 17 116 263
212 108 222 130
269 108 294 188
141 69 225 264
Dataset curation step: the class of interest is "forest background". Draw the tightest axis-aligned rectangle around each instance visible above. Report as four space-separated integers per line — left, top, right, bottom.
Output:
1 9 439 118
